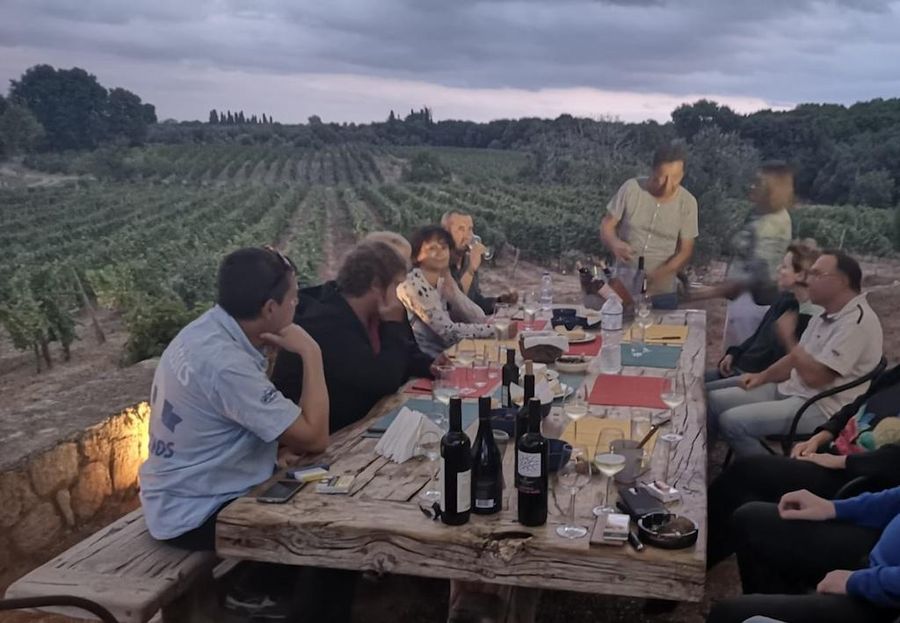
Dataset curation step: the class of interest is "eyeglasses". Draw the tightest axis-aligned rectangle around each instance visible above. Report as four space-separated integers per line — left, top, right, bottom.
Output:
807 270 837 280
261 245 298 305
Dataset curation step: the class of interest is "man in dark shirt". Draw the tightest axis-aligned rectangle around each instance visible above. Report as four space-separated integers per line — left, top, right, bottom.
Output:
707 363 900 569
442 210 517 314
272 241 436 432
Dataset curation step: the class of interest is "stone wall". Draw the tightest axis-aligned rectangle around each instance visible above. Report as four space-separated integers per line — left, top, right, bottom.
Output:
0 402 150 589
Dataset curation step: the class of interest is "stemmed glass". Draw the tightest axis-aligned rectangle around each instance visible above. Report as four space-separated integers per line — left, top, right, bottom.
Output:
592 427 626 516
564 384 589 438
522 291 539 328
492 302 511 341
471 234 494 261
632 296 654 357
455 340 477 395
555 445 593 539
432 364 456 428
417 430 442 502
659 372 685 484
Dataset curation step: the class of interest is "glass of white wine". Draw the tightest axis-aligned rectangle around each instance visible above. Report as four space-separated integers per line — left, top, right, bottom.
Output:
455 340 477 395
659 372 685 483
492 302 511 341
592 427 626 516
564 384 589 437
470 234 493 261
555 445 593 539
417 430 442 502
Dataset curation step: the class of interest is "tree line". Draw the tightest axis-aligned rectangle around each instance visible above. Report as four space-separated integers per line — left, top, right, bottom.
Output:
208 109 275 125
0 64 157 156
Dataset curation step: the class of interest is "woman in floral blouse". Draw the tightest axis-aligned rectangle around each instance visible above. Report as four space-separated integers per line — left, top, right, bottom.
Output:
398 225 495 358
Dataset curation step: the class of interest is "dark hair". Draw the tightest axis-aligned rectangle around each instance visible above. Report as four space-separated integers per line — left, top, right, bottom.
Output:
217 247 295 320
786 239 820 273
652 141 688 168
409 225 454 267
823 249 863 293
337 241 407 297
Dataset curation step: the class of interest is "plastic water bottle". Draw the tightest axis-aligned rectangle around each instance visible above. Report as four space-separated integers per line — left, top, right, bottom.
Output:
599 294 623 374
539 272 553 311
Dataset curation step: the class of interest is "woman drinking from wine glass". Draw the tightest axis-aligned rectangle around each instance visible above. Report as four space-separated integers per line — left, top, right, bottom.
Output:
398 225 495 358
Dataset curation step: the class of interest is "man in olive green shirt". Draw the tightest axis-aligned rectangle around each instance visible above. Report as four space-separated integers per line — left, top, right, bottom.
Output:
600 142 699 308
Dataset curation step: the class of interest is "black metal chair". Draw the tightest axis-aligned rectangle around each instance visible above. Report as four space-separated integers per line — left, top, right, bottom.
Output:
0 595 119 623
767 356 888 455
723 356 888 465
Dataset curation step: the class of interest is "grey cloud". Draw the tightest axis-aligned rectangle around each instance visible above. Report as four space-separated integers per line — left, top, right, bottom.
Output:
2 0 900 110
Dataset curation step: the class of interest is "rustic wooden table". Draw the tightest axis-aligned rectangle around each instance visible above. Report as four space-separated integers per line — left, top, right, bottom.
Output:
217 309 708 607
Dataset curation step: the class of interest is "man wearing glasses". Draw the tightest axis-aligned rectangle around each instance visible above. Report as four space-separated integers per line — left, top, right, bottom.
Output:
708 250 884 458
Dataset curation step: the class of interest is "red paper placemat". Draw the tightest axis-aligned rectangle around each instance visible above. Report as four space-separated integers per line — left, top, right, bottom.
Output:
588 374 668 409
566 336 602 356
406 367 499 398
514 320 549 332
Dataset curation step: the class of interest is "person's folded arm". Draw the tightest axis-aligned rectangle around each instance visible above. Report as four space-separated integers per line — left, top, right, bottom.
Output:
833 487 900 530
398 278 494 344
757 354 794 384
846 444 900 481
847 566 900 609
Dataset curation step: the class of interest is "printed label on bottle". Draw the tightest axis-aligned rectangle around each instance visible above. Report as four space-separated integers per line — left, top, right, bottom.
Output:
502 386 510 406
602 314 623 331
457 469 471 512
474 478 498 509
517 451 542 478
439 458 446 512
475 498 496 509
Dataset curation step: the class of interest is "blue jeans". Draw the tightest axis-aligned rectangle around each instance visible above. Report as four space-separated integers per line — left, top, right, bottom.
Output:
707 383 825 458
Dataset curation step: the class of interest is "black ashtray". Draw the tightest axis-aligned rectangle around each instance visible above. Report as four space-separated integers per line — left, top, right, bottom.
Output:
551 308 600 330
637 512 698 550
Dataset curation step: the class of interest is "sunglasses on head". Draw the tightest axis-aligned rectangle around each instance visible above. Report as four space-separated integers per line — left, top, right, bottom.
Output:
260 245 298 304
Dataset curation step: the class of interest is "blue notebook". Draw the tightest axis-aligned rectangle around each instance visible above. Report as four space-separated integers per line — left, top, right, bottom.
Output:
366 398 479 436
620 344 682 369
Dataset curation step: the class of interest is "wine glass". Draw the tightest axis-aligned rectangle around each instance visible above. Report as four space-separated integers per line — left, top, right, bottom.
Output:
660 430 684 485
632 296 654 357
564 384 589 438
471 234 493 261
455 340 477 395
555 445 593 539
417 430 441 502
432 364 456 427
522 291 539 328
472 350 489 389
660 372 685 418
492 302 511 341
592 427 626 516
485 342 501 382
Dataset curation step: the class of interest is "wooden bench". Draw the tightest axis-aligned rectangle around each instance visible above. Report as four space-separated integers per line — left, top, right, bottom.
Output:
5 508 218 623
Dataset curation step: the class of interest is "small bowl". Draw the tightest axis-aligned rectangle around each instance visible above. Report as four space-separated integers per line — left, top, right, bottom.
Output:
637 512 699 550
555 355 590 374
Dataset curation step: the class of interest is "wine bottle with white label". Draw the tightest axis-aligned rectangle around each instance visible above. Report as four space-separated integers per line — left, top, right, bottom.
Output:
517 397 548 527
514 360 535 487
501 348 518 409
471 396 502 515
440 397 472 525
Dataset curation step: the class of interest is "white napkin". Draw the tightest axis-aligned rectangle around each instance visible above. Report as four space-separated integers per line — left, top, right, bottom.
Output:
510 380 556 406
374 407 443 464
521 331 568 352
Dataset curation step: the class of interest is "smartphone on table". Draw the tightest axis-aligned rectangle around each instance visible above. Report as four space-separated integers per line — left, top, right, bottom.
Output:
256 479 305 504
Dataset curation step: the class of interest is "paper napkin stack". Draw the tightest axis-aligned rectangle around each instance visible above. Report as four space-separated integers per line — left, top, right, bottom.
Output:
374 407 444 463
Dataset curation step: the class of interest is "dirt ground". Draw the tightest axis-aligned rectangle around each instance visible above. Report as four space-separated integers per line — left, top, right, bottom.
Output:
2 250 899 622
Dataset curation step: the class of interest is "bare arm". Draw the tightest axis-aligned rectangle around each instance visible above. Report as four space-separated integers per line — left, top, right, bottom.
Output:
649 237 695 284
759 354 795 384
600 214 634 262
777 316 840 390
279 343 329 454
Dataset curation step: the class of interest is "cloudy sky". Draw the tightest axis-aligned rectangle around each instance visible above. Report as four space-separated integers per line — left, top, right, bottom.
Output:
2 0 899 123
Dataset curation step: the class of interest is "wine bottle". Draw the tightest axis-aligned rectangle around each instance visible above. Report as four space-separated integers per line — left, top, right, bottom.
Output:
636 255 647 298
471 396 503 515
514 360 535 486
441 397 472 525
517 397 548 527
501 348 519 409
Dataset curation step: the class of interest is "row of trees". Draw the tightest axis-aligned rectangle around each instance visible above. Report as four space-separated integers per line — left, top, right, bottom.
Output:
1 65 157 153
208 109 275 125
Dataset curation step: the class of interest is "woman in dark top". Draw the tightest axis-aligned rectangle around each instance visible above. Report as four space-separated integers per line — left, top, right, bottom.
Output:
705 240 821 388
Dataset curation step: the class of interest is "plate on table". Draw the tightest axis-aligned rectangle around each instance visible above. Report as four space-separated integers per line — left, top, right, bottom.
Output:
566 333 597 345
555 355 590 374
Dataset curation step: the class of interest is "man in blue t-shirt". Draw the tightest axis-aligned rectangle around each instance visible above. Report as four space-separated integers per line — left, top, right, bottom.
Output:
707 487 900 622
140 246 329 548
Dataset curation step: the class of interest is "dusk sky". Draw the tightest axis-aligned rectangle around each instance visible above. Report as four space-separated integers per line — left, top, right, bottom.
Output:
2 0 899 124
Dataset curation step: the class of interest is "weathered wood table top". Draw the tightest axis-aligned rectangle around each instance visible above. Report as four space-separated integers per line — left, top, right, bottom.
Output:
217 309 708 602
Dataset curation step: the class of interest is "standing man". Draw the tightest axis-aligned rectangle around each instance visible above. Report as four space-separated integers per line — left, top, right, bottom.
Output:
599 142 699 309
443 210 517 314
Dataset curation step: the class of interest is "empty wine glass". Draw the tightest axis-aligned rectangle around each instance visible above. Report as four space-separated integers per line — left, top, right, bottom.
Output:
432 364 456 427
660 429 684 485
522 291 539 327
632 296 654 357
592 427 626 516
470 234 494 261
417 430 441 502
555 445 593 539
455 340 477 395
